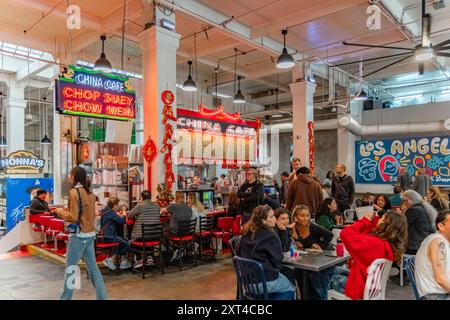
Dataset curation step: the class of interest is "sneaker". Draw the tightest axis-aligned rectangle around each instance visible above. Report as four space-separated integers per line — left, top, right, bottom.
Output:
103 257 117 271
119 260 132 269
134 259 143 269
169 249 180 263
147 256 154 266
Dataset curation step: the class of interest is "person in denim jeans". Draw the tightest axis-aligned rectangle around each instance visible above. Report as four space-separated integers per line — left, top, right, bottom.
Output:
56 167 108 300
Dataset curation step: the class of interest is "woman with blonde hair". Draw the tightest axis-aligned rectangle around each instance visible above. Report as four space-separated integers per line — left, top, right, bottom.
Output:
427 186 449 212
187 193 206 232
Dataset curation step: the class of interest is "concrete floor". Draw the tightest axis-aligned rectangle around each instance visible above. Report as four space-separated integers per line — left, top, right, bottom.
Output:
0 254 414 300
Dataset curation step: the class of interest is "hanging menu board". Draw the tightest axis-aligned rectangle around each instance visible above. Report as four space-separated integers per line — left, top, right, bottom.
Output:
55 65 136 121
176 106 259 166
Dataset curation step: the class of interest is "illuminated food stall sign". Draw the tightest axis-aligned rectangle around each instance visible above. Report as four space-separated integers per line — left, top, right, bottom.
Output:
0 150 45 174
176 106 259 165
55 65 136 121
355 135 450 185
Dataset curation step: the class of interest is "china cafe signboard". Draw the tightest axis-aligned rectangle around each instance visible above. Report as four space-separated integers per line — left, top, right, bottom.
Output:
55 65 136 121
355 136 450 185
0 150 45 174
176 105 259 166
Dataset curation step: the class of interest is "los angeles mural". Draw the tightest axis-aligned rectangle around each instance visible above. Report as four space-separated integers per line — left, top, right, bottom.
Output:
355 136 450 185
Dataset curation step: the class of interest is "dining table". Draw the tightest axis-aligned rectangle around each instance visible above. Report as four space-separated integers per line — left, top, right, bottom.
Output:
282 250 350 300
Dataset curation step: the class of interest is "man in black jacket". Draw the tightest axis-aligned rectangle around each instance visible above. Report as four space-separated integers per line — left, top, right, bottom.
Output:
29 189 53 214
397 167 412 191
237 168 264 224
331 164 355 214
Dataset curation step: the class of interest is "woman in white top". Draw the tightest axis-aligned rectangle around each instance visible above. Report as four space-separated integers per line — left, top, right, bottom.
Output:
187 193 206 233
415 210 450 300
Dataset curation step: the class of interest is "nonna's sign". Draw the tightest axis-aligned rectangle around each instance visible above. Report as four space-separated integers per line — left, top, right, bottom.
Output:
0 150 45 174
355 136 450 185
55 65 136 121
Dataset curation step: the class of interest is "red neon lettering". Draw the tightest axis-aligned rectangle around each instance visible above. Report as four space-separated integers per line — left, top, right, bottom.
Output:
105 105 135 118
63 87 101 101
64 100 102 114
103 93 134 106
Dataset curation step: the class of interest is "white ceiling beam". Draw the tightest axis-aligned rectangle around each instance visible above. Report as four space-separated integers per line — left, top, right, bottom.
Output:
156 0 303 60
380 0 420 37
251 0 367 39
16 53 53 82
179 36 240 61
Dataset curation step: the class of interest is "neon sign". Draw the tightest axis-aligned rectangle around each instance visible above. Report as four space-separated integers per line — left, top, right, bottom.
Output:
55 65 136 121
0 150 45 174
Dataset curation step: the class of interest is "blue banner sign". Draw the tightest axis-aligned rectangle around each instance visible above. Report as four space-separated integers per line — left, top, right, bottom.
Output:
355 136 450 185
6 178 54 230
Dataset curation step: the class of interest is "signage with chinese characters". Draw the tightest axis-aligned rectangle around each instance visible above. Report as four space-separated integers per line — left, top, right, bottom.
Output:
176 105 259 165
55 65 136 121
355 136 450 185
0 150 45 174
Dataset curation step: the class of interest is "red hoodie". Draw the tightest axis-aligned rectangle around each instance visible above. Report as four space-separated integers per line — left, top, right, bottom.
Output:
340 217 394 300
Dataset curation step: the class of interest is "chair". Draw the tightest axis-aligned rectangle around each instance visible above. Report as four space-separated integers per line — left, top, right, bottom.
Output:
232 256 295 300
328 258 392 300
212 217 234 253
48 219 68 252
229 235 242 257
330 227 342 246
29 213 44 232
195 216 215 262
232 215 242 235
131 223 165 278
168 218 198 270
95 239 120 275
403 255 420 300
400 253 414 286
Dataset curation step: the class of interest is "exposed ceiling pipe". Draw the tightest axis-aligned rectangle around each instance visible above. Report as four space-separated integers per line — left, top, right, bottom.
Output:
338 113 450 136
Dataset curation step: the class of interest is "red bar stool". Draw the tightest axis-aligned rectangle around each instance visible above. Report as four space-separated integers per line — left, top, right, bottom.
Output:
48 218 68 251
232 215 242 235
29 213 44 232
38 215 55 247
212 217 234 254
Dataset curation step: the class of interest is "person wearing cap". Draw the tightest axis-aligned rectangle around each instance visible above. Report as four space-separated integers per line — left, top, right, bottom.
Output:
29 189 54 215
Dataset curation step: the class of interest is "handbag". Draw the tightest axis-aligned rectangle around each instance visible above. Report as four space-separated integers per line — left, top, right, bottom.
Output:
64 188 83 233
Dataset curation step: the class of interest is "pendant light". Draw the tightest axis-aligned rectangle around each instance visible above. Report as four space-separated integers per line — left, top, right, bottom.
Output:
276 29 295 69
94 35 112 73
233 76 245 104
182 60 197 92
40 96 52 145
232 48 245 104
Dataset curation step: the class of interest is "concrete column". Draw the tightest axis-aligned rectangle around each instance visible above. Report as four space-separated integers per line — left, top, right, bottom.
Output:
290 80 316 167
138 21 180 199
6 80 26 154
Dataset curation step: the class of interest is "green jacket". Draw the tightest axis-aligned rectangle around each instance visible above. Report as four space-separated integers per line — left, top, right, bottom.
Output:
316 214 335 231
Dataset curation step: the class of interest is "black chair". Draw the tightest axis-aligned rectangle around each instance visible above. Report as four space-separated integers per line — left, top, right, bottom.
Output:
195 216 216 262
229 235 242 257
168 218 198 270
94 238 120 276
131 223 165 279
404 255 420 300
232 256 295 300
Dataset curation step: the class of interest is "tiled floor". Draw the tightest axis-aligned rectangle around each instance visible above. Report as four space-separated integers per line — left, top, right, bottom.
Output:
0 253 414 300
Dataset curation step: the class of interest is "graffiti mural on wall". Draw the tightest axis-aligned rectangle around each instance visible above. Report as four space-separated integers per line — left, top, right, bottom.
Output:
355 136 450 185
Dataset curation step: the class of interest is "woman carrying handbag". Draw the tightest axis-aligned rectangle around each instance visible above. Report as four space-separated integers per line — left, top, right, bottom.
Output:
56 167 108 300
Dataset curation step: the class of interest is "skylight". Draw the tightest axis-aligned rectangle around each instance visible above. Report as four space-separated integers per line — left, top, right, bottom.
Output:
76 60 143 79
0 41 48 60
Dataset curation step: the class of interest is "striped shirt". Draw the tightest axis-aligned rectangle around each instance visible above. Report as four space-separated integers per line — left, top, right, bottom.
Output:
128 200 161 240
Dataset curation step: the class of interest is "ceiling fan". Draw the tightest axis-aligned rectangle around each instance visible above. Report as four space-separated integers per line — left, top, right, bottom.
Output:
342 0 450 77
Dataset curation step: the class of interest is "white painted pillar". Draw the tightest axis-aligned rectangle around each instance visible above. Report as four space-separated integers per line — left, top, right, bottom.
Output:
138 20 180 199
290 79 316 167
6 80 26 154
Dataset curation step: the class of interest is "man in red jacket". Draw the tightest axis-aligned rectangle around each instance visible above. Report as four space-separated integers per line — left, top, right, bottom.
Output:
330 210 408 299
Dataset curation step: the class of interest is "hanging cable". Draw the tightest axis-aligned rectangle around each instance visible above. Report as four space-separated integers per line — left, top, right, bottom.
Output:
233 48 237 101
194 33 199 106
66 0 74 64
121 0 127 70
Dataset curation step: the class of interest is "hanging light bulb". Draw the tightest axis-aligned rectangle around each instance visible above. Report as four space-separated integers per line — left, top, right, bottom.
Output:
40 97 52 145
233 76 245 104
276 29 295 69
94 35 112 73
182 60 197 92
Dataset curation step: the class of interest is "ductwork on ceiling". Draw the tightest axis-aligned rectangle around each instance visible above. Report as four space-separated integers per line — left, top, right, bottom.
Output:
338 114 450 136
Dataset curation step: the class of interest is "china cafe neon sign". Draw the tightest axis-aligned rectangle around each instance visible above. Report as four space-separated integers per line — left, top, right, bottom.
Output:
55 65 136 121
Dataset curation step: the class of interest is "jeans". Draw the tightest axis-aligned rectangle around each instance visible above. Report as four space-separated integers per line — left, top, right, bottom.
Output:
309 266 337 300
60 235 108 300
329 266 349 294
420 293 450 300
266 273 296 294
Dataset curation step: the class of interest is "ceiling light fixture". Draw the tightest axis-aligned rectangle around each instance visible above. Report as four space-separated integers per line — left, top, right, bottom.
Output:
354 89 368 101
182 60 197 92
40 96 52 145
94 35 112 73
415 46 434 61
276 29 295 69
233 76 246 104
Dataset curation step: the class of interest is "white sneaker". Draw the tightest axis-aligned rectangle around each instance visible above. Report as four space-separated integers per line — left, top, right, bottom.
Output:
147 256 154 266
102 257 117 271
119 260 132 269
134 259 143 269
